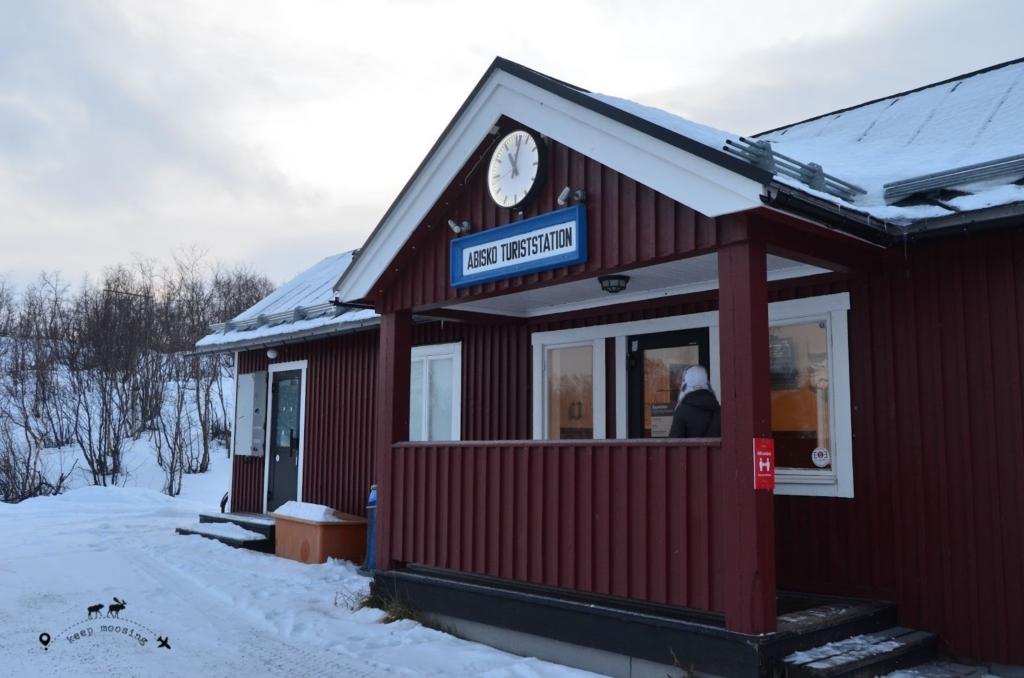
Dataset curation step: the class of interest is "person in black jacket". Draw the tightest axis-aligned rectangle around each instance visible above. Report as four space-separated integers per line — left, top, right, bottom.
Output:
669 365 721 438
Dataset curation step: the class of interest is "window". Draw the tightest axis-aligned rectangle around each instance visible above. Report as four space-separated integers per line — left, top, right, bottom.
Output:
530 293 853 497
410 343 462 441
547 344 595 439
768 294 852 498
533 339 606 439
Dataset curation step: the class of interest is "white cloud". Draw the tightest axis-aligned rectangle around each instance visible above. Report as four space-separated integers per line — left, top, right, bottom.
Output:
0 0 1019 294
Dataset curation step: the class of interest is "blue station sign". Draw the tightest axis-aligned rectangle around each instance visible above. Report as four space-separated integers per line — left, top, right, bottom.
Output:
450 205 588 288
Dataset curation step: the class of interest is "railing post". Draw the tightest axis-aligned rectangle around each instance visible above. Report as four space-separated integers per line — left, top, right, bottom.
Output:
718 236 777 634
375 309 411 571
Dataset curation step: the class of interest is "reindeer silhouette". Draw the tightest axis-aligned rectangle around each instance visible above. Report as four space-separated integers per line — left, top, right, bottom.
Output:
106 598 126 618
87 604 104 619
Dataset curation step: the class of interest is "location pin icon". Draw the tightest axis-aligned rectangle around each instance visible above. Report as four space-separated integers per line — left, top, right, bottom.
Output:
39 633 50 650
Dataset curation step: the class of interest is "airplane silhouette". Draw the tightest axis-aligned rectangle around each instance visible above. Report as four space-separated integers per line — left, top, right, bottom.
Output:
157 636 170 649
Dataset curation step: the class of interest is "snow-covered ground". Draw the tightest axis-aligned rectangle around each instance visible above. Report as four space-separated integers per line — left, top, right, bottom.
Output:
0 453 601 678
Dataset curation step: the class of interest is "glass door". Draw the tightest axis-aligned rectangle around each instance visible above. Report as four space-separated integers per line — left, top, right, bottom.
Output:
267 369 301 512
627 329 710 438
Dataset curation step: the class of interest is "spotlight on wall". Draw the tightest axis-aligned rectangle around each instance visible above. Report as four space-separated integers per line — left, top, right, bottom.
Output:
572 189 587 203
448 219 472 234
557 186 571 206
266 348 278 359
598 274 629 294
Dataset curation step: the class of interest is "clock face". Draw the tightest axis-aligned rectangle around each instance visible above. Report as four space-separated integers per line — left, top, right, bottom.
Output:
488 129 546 209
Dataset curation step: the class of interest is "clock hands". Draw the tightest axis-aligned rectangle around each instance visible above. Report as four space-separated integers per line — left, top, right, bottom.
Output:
509 136 523 178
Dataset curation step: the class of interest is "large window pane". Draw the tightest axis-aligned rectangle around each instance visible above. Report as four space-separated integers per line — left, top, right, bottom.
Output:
643 345 700 438
428 357 454 440
273 375 300 447
770 321 831 470
547 345 593 439
409 360 425 442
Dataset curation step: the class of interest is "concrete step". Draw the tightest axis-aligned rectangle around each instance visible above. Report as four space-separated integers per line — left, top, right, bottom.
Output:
176 519 274 554
783 626 939 678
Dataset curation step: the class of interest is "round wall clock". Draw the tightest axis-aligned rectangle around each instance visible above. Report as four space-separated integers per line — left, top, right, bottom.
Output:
487 129 547 209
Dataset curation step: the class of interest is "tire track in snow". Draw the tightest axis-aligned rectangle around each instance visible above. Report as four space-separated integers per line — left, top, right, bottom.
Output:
119 541 392 678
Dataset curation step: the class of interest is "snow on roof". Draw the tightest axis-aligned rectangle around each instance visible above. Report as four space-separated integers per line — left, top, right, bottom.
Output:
589 59 1024 227
235 251 357 322
195 250 379 353
756 59 1024 222
588 92 737 151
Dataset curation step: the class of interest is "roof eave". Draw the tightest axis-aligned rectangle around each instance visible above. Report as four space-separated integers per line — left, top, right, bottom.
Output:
192 317 382 356
764 183 1024 246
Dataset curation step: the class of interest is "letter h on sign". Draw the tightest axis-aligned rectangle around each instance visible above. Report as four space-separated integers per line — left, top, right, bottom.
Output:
753 438 775 490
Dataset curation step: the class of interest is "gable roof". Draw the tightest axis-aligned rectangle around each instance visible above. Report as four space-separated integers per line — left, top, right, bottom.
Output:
331 57 771 304
194 250 378 355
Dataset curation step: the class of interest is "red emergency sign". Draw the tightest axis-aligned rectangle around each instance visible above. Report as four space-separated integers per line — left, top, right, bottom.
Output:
753 438 775 490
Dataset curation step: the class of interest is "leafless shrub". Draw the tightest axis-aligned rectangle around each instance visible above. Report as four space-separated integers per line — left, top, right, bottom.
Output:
0 251 275 501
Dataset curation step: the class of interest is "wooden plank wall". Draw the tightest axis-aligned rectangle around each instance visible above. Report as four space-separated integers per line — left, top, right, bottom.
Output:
774 228 1024 664
387 441 725 612
227 297 717 515
234 330 379 516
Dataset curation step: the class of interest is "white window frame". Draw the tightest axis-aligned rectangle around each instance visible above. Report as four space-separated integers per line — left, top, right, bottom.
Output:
767 294 853 498
411 342 463 442
530 293 853 498
263 360 308 515
532 339 607 440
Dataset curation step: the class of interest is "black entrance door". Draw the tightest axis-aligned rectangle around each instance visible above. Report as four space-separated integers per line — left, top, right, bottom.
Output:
627 329 710 438
267 369 301 512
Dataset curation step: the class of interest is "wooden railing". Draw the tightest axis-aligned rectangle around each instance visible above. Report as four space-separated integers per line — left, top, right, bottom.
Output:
383 440 724 612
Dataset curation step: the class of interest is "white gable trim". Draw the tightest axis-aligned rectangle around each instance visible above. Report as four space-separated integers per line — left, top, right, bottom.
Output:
334 69 765 304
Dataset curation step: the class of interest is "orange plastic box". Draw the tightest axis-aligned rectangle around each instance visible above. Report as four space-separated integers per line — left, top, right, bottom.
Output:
271 509 368 565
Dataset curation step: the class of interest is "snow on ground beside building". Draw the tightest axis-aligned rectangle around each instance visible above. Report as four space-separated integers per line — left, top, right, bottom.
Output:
0 455 602 678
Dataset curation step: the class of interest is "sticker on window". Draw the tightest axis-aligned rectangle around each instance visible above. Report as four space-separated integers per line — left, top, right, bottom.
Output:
811 447 830 468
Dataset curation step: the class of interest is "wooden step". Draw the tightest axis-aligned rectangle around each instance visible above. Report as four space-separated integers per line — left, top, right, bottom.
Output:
199 512 276 541
886 660 989 678
783 626 939 678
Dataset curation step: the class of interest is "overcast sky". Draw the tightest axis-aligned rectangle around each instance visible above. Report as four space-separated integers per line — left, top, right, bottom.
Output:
1 0 1022 290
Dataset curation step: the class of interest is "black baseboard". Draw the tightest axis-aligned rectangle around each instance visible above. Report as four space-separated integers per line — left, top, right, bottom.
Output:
371 566 897 678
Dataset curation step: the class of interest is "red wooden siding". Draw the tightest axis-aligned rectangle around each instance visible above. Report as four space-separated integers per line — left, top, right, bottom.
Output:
230 456 264 513
773 228 1024 664
234 330 379 516
379 129 724 313
229 299 717 514
386 441 725 612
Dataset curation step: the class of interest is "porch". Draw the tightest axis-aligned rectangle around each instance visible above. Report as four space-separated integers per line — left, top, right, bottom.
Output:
381 440 727 612
371 441 939 678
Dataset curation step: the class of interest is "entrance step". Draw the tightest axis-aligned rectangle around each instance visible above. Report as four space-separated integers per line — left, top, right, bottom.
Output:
783 626 939 678
880 660 989 678
199 512 276 541
175 512 276 553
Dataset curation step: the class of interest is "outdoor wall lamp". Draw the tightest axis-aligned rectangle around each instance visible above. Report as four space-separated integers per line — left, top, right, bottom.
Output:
557 187 588 207
448 219 472 234
598 274 629 293
267 348 278 359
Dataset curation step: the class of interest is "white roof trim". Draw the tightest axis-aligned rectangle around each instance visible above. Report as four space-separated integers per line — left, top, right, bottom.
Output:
334 68 765 304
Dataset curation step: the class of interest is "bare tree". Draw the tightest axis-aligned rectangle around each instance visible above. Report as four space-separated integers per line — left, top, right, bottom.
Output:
153 354 201 496
0 276 76 502
0 250 275 501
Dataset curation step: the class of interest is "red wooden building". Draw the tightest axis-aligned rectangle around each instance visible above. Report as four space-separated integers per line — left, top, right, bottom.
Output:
197 57 1024 677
